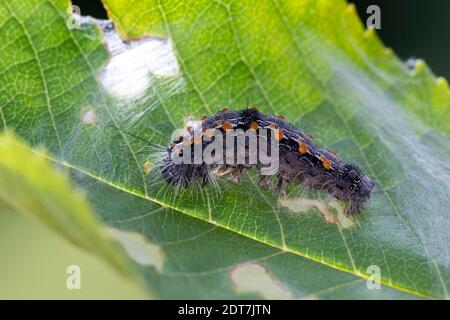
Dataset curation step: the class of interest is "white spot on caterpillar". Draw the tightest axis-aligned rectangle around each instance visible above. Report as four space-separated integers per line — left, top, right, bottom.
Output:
279 197 355 229
229 263 294 299
80 107 96 125
99 21 179 100
106 227 164 271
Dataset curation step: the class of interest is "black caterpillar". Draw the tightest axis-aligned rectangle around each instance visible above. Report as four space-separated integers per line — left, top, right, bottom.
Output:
160 108 374 214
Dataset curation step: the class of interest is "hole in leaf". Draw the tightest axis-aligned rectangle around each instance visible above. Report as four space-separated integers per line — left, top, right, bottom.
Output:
106 227 164 271
279 197 355 229
229 263 294 299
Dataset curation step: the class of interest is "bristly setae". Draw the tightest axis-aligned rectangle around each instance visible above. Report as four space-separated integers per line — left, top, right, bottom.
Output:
160 108 374 214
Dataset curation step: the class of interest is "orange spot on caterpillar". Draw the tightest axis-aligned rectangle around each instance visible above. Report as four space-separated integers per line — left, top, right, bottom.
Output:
277 115 285 120
221 107 229 112
299 143 309 154
274 128 284 141
320 156 332 170
222 121 233 131
269 123 277 129
250 121 259 131
200 115 208 120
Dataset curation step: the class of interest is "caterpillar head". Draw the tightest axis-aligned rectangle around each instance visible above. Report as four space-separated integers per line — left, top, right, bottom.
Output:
160 146 209 188
333 163 374 214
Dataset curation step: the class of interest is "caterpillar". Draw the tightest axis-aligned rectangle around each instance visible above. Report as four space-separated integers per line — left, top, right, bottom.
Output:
159 108 374 214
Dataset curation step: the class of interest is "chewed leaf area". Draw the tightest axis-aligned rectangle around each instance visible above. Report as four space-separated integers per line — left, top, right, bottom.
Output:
0 0 449 299
229 263 295 299
279 197 356 229
106 227 165 270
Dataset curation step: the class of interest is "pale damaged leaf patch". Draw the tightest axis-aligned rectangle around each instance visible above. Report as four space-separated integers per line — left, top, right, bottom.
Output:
279 197 355 229
229 263 294 299
106 227 164 271
80 107 97 125
96 20 179 100
143 161 154 174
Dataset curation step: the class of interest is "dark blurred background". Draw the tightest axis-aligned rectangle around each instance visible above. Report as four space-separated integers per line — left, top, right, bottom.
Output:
72 0 450 79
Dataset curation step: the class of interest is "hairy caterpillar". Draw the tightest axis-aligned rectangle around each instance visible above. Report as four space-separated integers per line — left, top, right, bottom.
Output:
160 108 374 214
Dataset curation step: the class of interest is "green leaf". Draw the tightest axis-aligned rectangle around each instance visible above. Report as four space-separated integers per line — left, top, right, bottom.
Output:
70 169 417 299
1 0 449 299
0 131 132 276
